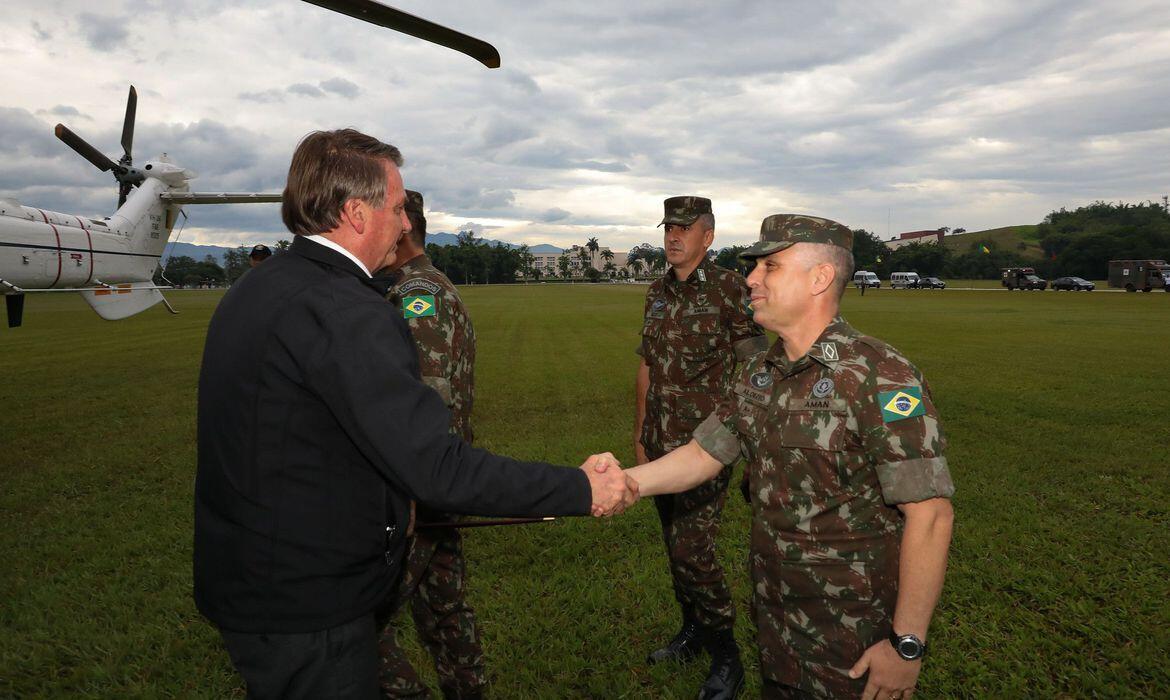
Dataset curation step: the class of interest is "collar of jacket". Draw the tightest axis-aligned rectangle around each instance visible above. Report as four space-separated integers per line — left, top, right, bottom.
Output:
666 256 713 287
291 235 390 295
765 316 852 374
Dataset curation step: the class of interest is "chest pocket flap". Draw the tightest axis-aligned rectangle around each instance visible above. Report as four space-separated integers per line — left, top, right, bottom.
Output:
780 399 848 452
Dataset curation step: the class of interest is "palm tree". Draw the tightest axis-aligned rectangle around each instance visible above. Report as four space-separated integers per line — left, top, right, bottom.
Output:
603 261 616 278
576 248 590 276
517 244 534 283
586 237 600 267
630 259 644 278
600 248 614 266
557 254 571 279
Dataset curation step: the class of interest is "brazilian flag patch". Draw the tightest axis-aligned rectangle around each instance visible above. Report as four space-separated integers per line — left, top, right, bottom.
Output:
878 387 925 423
403 294 436 318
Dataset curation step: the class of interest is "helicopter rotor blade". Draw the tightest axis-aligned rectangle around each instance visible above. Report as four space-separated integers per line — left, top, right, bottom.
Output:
54 124 118 173
300 0 501 69
120 85 137 162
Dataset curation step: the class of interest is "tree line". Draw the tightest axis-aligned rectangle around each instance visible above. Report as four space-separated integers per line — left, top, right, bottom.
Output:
712 201 1170 280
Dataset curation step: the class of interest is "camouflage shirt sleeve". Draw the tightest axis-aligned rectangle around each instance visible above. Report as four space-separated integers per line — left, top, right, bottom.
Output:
725 274 768 360
635 287 653 358
402 291 457 406
857 353 955 505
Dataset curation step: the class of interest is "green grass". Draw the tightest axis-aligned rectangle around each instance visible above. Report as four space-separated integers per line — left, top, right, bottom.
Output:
943 225 1044 259
2 286 1169 697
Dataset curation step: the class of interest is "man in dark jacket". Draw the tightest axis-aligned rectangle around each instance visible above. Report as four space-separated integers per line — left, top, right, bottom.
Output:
195 129 636 699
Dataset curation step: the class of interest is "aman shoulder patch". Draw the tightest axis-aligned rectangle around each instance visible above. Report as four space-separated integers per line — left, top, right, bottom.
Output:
878 387 925 422
403 294 437 319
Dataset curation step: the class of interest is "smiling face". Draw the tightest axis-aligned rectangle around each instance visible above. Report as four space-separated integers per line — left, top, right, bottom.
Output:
744 245 818 332
663 219 714 272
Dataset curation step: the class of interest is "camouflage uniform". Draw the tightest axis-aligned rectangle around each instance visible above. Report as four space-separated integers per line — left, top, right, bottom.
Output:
380 250 484 700
639 245 767 632
692 214 955 698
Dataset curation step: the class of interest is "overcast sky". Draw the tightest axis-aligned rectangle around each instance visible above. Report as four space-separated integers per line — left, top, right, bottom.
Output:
3 0 1169 251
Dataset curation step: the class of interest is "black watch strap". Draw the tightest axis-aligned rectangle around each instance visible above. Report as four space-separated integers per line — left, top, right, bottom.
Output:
888 631 927 660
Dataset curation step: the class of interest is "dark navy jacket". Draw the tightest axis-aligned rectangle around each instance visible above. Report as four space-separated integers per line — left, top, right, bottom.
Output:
195 236 590 633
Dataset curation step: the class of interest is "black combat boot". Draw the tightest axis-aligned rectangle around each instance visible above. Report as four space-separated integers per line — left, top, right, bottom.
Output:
646 617 706 665
697 629 744 700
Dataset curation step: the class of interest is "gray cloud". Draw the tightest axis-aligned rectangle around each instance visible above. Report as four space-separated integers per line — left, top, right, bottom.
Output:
319 77 361 98
536 207 571 222
78 13 129 52
287 83 325 98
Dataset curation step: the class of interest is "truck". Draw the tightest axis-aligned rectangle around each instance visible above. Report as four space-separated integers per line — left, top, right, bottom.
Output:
1108 260 1169 292
1001 267 1047 290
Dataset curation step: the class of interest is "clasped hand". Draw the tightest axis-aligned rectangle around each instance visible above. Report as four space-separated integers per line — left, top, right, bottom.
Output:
580 452 639 517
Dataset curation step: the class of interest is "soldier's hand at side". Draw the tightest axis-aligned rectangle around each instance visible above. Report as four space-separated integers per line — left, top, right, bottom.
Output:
850 639 920 700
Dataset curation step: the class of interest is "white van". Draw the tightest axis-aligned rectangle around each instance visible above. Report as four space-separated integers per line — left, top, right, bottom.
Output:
890 272 920 289
853 271 880 288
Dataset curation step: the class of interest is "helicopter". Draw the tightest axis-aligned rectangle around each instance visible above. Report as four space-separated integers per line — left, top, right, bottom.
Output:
0 0 500 328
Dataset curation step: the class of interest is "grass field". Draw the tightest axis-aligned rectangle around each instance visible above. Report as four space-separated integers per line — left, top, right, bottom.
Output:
2 285 1169 698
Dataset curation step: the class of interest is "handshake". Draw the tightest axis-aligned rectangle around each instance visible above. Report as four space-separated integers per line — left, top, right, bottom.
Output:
580 453 639 517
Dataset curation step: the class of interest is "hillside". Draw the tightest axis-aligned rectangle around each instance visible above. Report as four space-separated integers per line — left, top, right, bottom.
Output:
941 225 1043 259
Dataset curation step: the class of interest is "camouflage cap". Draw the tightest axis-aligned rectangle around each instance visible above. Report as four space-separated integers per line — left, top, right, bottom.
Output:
657 196 712 227
405 190 424 215
738 214 853 260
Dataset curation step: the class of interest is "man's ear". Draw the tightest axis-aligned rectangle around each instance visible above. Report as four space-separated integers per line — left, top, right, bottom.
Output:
339 198 367 234
703 227 715 250
811 262 836 296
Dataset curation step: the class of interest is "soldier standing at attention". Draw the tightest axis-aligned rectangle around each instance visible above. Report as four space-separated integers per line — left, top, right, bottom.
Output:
634 196 767 699
379 190 485 700
622 214 955 699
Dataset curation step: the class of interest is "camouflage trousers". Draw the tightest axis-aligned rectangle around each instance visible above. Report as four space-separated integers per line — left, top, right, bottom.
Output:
649 449 736 632
378 524 486 699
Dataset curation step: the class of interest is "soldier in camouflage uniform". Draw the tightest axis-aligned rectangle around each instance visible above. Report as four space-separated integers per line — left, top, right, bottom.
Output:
378 190 485 700
635 196 768 700
625 215 955 699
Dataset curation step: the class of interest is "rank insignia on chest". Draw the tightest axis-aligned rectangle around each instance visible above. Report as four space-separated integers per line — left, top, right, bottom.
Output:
697 268 707 282
818 342 839 362
812 377 834 398
878 387 925 422
403 294 437 318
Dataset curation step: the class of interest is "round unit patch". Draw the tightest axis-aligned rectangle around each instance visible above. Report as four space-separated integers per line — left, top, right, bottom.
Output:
750 371 773 389
652 298 667 311
812 378 834 398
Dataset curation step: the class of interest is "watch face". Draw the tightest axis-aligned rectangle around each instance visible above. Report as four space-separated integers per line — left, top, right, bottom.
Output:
897 637 922 659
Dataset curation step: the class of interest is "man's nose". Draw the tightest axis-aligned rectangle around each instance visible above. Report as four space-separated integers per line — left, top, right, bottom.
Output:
746 265 762 287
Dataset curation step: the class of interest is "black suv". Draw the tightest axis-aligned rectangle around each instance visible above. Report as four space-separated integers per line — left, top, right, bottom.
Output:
915 277 946 289
1052 276 1095 291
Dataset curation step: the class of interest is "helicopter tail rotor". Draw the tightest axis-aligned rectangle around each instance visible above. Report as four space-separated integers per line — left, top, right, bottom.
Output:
54 85 145 209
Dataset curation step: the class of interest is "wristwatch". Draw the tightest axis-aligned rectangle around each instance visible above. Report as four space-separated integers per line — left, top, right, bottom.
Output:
888 631 927 660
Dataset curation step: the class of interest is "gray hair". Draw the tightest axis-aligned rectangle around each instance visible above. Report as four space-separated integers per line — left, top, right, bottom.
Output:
696 212 715 231
795 243 854 298
281 129 404 237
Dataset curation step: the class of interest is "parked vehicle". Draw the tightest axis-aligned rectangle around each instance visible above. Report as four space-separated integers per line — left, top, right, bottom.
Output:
1108 260 1169 292
853 271 881 288
916 276 946 289
1052 276 1095 291
889 271 920 289
1002 267 1047 290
